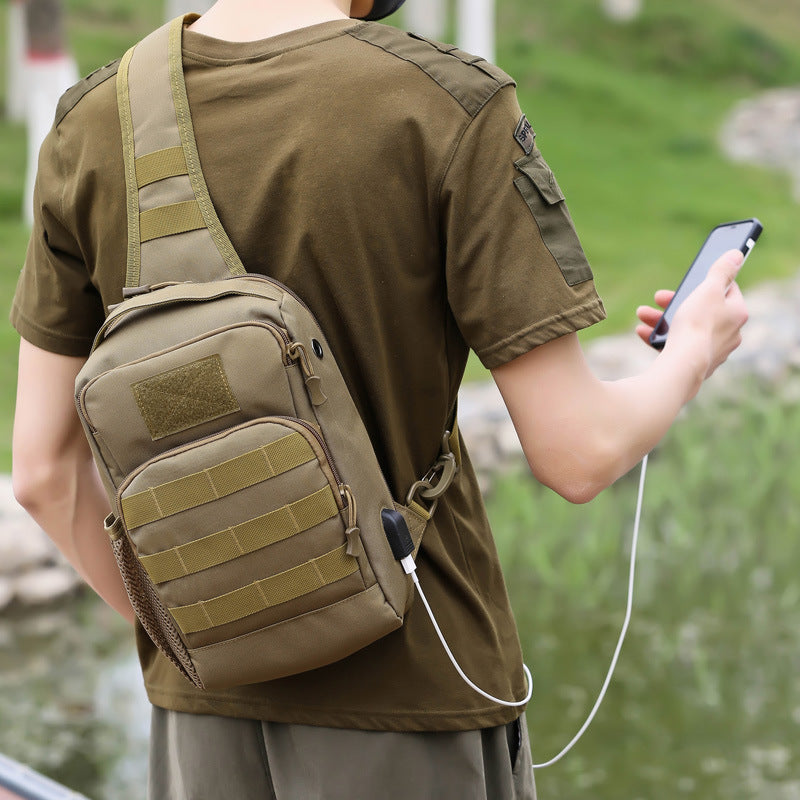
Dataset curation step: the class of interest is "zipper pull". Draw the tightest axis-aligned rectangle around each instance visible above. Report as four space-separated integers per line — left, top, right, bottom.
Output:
341 484 363 558
288 342 327 406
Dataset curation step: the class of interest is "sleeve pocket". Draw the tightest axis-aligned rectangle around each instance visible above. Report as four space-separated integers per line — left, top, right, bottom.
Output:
513 151 594 286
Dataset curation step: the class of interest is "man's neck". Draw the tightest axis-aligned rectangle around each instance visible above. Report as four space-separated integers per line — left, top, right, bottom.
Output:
187 0 351 42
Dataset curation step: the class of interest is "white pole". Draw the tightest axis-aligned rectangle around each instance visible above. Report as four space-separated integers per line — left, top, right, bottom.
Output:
601 0 642 22
23 0 79 226
166 0 214 20
456 0 495 63
24 58 79 226
404 0 447 40
7 0 27 122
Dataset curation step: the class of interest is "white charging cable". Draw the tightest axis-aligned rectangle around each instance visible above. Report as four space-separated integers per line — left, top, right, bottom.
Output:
402 453 649 767
411 571 534 707
531 452 649 768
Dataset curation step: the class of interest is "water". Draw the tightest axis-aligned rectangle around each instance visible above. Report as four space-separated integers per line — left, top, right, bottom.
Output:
1 533 798 800
0 597 148 800
502 495 800 799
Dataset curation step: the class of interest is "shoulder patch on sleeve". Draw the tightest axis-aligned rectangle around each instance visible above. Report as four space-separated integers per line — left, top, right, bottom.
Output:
514 114 535 155
55 59 121 128
348 24 515 117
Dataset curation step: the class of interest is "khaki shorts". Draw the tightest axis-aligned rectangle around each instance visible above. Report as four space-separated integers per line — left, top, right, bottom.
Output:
148 707 537 800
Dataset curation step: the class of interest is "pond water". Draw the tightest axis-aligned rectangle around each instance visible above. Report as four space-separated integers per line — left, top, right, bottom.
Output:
1 512 799 800
0 597 148 800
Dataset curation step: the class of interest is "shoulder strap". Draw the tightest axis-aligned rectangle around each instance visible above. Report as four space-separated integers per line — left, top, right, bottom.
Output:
117 15 246 289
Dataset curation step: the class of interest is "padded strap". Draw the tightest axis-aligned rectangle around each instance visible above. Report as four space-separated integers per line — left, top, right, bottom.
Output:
140 486 341 584
169 544 359 633
116 15 246 287
121 432 316 530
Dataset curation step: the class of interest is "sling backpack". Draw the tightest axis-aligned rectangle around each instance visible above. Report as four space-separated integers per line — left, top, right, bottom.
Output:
74 16 458 691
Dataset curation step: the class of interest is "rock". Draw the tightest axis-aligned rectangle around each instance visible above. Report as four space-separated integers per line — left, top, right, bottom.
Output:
0 475 18 509
584 331 657 380
0 518 56 574
0 578 14 611
13 567 81 606
496 420 523 461
720 87 800 201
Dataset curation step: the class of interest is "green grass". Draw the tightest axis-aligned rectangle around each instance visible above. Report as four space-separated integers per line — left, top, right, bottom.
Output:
3 0 800 458
497 0 800 333
66 0 163 73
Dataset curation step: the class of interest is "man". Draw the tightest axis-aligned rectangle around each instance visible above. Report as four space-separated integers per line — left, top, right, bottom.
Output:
11 1 747 797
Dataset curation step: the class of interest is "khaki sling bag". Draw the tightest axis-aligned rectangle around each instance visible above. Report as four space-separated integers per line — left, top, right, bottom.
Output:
74 16 459 691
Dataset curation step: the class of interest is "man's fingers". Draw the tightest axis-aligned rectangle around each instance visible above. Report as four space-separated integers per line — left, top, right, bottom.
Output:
707 249 744 291
636 305 663 327
635 324 654 345
653 289 674 309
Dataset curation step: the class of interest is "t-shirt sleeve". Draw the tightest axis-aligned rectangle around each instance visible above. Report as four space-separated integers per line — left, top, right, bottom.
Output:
10 123 105 357
441 85 606 370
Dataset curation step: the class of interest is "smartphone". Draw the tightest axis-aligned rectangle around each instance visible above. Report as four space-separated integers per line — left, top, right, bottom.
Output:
648 218 763 350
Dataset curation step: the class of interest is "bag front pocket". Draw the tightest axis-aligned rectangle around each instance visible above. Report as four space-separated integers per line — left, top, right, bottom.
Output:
117 417 367 654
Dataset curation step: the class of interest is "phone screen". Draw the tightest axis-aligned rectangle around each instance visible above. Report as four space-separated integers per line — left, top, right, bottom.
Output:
649 218 762 349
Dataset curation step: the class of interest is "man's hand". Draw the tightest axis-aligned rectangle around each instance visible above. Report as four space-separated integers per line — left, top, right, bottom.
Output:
635 289 674 343
636 249 748 379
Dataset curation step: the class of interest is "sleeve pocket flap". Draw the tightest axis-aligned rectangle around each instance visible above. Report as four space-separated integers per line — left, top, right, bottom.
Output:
515 153 565 204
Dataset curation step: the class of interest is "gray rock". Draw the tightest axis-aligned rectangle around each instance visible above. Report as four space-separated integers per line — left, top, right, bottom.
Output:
0 578 14 611
721 87 800 201
14 567 81 606
0 518 55 575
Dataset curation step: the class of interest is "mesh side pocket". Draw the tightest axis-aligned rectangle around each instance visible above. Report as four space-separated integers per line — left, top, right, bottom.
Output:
109 521 203 689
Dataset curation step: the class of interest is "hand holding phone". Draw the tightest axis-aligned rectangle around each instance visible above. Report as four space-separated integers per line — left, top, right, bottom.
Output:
648 219 762 350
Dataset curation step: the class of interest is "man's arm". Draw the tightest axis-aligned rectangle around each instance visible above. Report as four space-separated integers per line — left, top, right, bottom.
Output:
12 338 135 622
492 250 748 504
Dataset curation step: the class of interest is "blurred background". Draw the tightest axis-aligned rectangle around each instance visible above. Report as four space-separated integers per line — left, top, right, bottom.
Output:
0 1 798 797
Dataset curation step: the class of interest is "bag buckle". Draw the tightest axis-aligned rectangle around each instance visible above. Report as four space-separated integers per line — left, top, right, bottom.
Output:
406 431 459 517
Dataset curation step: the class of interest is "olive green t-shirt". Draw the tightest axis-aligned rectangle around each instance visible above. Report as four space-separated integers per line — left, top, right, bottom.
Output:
11 19 606 731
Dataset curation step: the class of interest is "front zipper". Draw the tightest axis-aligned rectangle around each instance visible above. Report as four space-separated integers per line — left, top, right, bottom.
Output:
271 417 355 528
274 416 343 487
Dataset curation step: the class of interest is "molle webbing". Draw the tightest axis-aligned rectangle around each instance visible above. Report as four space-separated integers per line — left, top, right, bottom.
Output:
169 544 358 634
120 432 316 530
139 486 341 584
139 200 206 243
117 15 245 288
135 147 188 189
